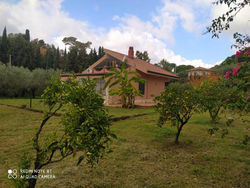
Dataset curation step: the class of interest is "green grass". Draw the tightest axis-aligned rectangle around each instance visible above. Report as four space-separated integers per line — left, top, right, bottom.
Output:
0 103 249 187
0 98 154 117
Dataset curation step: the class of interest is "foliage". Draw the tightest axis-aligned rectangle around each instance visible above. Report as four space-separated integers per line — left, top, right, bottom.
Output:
12 153 32 188
0 27 8 64
0 63 60 97
175 65 195 83
198 79 230 122
0 28 104 72
224 51 250 114
104 62 145 108
62 37 105 73
213 63 236 75
135 50 151 62
154 82 199 144
156 59 176 72
206 0 250 48
22 77 115 188
176 65 194 73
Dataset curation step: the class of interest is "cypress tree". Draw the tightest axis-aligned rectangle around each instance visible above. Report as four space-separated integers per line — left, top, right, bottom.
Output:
98 46 102 58
62 47 67 71
24 29 30 42
93 48 98 62
1 27 8 64
55 47 60 70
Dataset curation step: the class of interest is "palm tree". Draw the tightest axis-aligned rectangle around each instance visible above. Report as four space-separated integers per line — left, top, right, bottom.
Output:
104 62 144 108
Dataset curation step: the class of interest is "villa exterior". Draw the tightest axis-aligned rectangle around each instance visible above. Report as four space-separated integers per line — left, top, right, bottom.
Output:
187 67 219 87
61 47 178 105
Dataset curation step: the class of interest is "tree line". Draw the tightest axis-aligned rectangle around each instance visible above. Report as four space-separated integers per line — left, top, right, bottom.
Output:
0 27 104 73
0 63 60 98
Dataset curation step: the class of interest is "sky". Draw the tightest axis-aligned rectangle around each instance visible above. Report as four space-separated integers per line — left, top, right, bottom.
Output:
0 0 249 68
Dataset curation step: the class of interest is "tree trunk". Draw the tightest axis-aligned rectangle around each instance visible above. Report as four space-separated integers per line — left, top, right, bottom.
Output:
30 97 32 109
29 89 33 108
175 124 184 144
28 171 39 188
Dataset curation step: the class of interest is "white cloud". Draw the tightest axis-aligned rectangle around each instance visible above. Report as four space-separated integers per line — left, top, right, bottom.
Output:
1 0 246 69
210 3 250 36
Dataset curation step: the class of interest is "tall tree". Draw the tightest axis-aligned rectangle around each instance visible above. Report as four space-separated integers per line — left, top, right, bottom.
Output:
176 65 194 73
93 48 98 62
175 65 194 83
55 47 60 70
157 59 176 72
24 29 30 42
62 48 68 72
1 27 8 64
62 37 91 72
135 50 151 62
98 46 105 58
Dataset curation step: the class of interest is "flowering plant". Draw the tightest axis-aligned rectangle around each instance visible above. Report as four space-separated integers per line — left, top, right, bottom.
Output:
224 49 249 113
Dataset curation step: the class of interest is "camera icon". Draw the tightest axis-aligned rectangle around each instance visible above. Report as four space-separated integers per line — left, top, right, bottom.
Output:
8 169 17 179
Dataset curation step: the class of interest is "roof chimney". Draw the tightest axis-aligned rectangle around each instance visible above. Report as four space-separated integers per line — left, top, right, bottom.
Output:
128 46 134 59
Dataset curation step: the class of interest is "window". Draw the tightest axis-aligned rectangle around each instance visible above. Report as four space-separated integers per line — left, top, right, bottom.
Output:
203 72 206 76
96 79 106 96
78 78 83 83
165 82 169 87
139 82 145 95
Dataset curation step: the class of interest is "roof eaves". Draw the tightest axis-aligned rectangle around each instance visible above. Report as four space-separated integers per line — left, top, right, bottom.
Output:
147 70 179 79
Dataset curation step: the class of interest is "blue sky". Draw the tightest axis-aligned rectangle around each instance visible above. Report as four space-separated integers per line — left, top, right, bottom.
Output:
0 0 249 67
60 0 232 65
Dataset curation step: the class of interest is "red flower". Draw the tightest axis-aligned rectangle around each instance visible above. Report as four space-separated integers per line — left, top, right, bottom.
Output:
235 50 243 57
232 67 240 76
237 62 244 66
244 51 250 56
225 71 231 80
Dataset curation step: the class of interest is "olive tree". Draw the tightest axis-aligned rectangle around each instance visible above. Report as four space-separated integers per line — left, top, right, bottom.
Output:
154 83 199 144
15 77 116 188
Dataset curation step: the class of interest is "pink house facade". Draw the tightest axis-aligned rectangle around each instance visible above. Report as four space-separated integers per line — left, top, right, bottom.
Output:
61 47 178 105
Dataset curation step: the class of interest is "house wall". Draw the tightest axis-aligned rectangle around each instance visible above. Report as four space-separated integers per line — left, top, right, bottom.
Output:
188 72 220 88
60 71 170 105
134 71 169 104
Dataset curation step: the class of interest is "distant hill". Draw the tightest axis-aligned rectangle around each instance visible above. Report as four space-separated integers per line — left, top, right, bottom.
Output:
212 47 249 75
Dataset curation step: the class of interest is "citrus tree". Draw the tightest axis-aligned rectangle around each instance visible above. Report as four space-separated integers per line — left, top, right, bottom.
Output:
104 62 145 108
15 77 116 188
154 83 199 144
199 79 230 122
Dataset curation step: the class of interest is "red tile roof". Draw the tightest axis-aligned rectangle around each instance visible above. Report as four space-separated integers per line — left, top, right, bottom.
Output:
103 48 178 78
186 67 213 72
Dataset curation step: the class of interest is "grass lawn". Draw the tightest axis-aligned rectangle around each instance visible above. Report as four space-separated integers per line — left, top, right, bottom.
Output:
0 104 249 187
0 98 154 117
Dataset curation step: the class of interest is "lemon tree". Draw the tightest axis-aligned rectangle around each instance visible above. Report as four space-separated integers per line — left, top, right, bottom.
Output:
155 83 199 144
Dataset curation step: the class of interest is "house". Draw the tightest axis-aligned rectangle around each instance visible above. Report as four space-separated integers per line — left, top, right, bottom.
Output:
61 47 178 105
187 67 219 87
